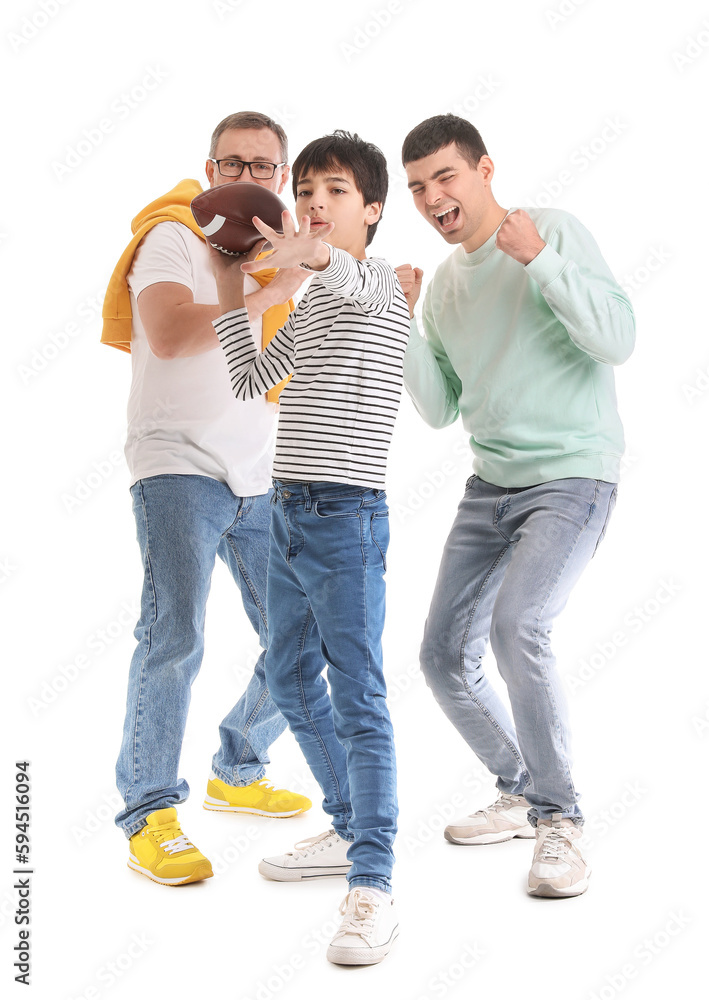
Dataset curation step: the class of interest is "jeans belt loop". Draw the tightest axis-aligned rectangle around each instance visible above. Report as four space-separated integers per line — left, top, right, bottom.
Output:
303 484 312 512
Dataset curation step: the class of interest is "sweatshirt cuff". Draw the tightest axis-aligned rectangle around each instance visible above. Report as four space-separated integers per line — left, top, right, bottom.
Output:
524 243 567 290
213 307 249 339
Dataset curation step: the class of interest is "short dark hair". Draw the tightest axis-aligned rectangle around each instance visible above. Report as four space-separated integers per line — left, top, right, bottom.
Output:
402 114 488 168
209 111 288 162
291 130 388 247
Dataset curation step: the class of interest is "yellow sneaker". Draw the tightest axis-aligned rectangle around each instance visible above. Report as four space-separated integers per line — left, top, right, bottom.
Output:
203 776 312 817
128 808 213 886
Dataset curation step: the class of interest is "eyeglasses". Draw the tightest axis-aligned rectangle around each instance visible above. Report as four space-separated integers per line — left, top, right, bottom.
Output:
209 158 286 179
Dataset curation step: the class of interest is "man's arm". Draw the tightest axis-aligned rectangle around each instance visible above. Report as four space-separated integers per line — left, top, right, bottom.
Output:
137 277 301 361
498 210 635 366
403 285 462 429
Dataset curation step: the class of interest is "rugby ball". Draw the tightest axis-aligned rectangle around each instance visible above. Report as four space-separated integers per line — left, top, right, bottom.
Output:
191 182 287 255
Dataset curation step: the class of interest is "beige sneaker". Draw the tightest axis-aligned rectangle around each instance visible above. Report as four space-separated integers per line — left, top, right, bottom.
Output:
444 793 535 844
527 814 590 897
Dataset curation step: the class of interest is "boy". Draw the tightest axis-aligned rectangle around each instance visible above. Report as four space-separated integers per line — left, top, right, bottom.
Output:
210 131 409 964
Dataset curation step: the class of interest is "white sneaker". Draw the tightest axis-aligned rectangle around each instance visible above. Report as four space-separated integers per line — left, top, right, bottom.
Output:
327 888 399 965
258 829 352 881
444 792 535 844
527 814 590 897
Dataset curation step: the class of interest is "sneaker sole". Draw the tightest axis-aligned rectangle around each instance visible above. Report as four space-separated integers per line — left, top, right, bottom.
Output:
203 797 308 817
327 926 398 965
444 827 536 845
258 859 351 882
527 873 591 898
127 857 213 886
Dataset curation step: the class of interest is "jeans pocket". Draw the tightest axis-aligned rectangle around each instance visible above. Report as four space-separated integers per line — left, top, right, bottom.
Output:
592 485 617 557
371 511 390 570
313 495 363 518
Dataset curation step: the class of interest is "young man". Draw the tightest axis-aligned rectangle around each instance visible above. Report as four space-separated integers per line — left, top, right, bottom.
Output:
211 131 408 963
104 112 312 887
399 114 634 898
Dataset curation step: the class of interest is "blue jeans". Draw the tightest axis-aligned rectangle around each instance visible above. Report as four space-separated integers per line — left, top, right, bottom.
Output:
265 481 398 893
421 476 617 827
115 474 288 837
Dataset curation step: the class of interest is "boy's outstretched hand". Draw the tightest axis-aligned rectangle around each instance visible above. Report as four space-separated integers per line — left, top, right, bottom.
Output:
241 211 335 273
395 264 424 319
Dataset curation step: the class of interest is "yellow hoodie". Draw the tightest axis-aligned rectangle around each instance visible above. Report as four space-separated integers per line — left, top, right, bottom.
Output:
101 178 292 402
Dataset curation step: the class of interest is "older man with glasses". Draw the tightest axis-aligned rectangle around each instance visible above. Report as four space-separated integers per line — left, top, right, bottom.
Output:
103 111 313 886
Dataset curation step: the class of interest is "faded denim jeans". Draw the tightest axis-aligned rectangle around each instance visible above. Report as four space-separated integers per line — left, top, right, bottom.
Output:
421 475 617 826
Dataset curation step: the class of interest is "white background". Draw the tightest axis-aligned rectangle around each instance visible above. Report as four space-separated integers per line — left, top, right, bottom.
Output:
3 0 707 997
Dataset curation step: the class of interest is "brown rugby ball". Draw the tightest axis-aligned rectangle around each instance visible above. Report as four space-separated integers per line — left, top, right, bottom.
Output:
191 182 287 255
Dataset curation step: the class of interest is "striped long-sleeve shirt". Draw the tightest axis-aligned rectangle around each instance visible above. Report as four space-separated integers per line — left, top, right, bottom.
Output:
214 246 410 489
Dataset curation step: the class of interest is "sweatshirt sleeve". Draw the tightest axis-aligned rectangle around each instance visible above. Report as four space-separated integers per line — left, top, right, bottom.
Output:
214 307 295 399
524 214 635 365
305 245 398 316
403 285 462 428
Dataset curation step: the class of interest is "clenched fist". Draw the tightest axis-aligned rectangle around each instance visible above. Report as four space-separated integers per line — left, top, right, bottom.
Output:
395 263 424 319
496 210 546 266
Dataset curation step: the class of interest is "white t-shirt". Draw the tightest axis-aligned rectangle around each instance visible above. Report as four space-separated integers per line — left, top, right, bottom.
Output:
125 221 277 496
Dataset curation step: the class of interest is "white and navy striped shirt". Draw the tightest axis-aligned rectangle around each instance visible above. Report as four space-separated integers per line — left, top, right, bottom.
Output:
214 246 410 489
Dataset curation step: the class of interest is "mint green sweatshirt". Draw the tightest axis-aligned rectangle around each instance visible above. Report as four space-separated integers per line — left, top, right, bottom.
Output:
404 208 635 487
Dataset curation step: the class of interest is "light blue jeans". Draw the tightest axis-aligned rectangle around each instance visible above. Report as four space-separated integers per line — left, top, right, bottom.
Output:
421 476 617 827
115 474 288 837
265 481 398 894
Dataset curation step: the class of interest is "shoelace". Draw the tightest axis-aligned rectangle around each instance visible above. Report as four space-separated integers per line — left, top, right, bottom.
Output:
333 890 377 941
159 833 195 855
290 829 337 859
537 827 575 863
470 792 520 818
256 779 276 791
